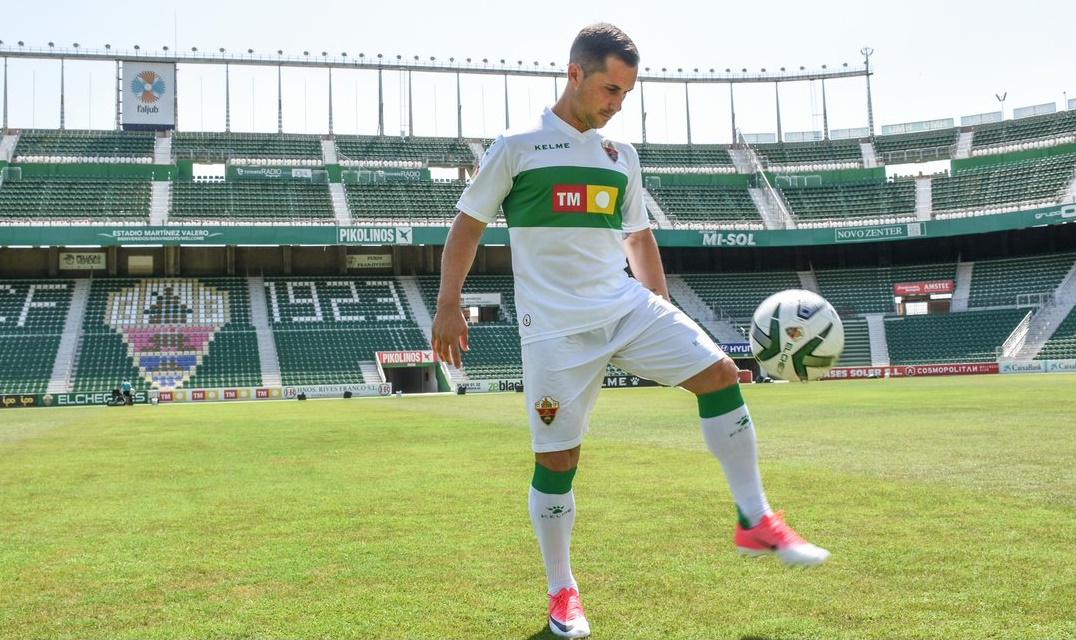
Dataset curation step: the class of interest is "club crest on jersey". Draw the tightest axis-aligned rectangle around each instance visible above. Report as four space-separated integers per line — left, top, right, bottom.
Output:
785 325 805 341
535 396 560 425
601 138 618 163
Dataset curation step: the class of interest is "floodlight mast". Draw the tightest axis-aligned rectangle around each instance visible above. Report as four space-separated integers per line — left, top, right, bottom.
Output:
861 47 875 139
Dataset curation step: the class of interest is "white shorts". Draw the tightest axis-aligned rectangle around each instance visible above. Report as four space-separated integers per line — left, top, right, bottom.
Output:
522 295 726 453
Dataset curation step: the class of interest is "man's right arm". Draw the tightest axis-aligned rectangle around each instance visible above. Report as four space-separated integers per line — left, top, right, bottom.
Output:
431 212 489 368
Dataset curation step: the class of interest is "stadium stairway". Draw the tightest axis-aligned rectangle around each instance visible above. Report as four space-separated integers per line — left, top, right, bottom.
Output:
467 141 485 165
153 135 171 164
951 262 974 311
838 317 872 366
46 280 89 394
642 190 674 228
1063 175 1076 203
865 313 891 366
329 182 351 225
859 141 880 168
748 187 794 230
321 138 339 164
1012 261 1076 358
953 129 974 159
396 275 461 386
727 146 757 174
797 270 821 294
667 276 745 343
0 134 18 162
359 361 384 382
247 277 282 387
149 182 171 225
915 177 932 220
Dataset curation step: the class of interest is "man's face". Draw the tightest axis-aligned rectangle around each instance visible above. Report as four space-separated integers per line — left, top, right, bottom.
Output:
567 54 637 132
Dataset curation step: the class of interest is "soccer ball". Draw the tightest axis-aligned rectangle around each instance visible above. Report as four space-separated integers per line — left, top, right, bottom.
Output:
749 289 845 382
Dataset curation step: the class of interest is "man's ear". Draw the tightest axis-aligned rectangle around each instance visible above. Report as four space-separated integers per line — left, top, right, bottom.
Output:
566 62 582 85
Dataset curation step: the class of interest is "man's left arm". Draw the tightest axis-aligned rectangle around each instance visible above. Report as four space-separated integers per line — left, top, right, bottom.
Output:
624 228 670 302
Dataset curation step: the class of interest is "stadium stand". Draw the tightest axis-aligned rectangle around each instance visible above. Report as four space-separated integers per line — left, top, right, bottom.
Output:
931 152 1076 214
0 176 152 222
634 143 735 169
5 107 1076 394
72 278 253 392
0 280 73 394
170 180 335 222
814 262 958 316
966 252 1076 308
343 180 466 224
971 110 1076 151
754 139 863 167
779 179 917 223
1034 309 1076 360
872 128 960 163
265 278 427 385
415 274 521 379
12 128 156 162
334 135 475 166
171 131 323 162
678 271 803 324
647 184 763 226
836 316 872 366
884 308 1030 364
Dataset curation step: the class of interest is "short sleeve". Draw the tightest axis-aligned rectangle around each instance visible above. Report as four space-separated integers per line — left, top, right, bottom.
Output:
618 143 649 233
456 136 514 224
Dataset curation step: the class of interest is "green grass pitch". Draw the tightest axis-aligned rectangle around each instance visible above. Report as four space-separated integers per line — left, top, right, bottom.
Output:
2 374 1075 639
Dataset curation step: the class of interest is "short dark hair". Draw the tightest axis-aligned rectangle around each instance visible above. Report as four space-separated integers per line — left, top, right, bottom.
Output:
569 23 639 76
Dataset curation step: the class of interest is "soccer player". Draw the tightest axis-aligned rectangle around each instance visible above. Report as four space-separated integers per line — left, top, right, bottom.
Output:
431 23 828 639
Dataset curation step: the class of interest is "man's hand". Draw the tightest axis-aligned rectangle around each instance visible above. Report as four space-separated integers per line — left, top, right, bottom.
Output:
432 301 470 369
431 212 488 369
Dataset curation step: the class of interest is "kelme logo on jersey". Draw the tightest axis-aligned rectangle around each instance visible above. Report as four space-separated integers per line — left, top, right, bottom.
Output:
551 184 619 215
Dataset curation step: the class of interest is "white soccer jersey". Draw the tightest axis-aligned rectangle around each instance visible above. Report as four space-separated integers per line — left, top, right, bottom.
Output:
457 107 652 344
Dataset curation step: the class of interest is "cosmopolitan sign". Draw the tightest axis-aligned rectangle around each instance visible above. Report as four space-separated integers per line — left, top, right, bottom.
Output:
823 362 999 379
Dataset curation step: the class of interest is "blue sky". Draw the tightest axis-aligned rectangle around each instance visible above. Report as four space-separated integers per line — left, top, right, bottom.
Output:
1 0 1073 143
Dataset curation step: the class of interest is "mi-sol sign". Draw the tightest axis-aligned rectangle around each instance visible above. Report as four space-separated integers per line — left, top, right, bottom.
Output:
893 280 954 295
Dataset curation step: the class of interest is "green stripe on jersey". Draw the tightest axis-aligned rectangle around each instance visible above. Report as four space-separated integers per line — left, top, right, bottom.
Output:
504 165 628 229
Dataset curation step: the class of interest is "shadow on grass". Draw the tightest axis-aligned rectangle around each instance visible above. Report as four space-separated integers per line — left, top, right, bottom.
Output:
525 625 559 640
524 628 779 640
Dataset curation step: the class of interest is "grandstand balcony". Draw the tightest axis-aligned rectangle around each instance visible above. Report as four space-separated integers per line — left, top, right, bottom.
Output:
344 180 466 226
970 110 1076 154
779 179 917 226
647 185 764 228
171 131 323 162
754 139 863 169
635 143 736 173
12 129 156 163
872 128 960 164
170 180 335 224
931 152 1076 216
0 176 152 223
334 135 476 167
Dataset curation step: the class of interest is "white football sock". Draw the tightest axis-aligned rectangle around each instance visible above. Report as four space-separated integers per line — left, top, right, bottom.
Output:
698 385 772 527
529 485 577 594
